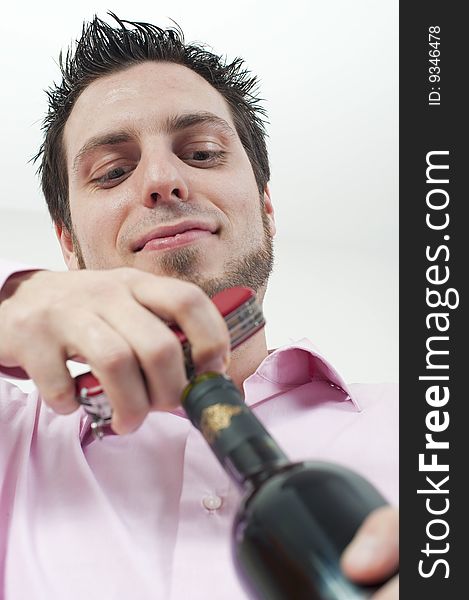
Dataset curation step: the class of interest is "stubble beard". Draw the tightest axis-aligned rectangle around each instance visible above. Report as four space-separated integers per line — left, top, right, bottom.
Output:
71 209 274 299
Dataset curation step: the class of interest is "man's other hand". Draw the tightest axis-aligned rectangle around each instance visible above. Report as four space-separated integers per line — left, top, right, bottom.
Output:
341 505 399 599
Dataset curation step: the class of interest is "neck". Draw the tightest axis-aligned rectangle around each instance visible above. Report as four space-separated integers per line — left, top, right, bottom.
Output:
226 328 269 395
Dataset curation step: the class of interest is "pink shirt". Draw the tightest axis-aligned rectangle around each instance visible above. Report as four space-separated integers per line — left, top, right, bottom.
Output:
0 261 398 600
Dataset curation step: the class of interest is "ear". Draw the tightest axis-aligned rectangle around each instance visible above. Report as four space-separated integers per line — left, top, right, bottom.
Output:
55 222 80 270
262 184 276 237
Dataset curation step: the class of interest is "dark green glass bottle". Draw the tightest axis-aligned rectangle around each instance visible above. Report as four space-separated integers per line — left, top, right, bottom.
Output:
182 372 390 600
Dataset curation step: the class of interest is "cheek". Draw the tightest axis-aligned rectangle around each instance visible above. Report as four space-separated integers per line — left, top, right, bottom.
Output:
212 168 260 216
228 185 263 229
71 193 127 251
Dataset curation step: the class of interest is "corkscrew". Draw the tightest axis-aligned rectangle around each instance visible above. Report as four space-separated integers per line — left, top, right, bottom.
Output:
74 286 265 439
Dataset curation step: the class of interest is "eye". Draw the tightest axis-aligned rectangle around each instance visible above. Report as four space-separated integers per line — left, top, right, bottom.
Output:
94 165 134 187
181 149 226 167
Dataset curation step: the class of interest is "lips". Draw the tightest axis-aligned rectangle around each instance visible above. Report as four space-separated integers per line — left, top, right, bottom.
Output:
133 221 218 252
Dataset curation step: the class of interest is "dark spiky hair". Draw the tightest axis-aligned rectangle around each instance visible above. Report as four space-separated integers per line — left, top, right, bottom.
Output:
35 12 270 230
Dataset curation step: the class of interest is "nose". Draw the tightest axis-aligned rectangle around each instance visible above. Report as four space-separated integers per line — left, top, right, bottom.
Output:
140 149 189 207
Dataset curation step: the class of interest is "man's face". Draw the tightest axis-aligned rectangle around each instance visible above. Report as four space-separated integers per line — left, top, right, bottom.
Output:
59 61 275 298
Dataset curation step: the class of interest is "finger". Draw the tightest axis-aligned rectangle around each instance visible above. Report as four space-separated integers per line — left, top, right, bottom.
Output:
98 298 188 410
22 344 79 414
371 575 399 600
129 275 231 373
64 313 150 435
341 506 399 584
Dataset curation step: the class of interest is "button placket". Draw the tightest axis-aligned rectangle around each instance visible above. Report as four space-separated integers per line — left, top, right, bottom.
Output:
169 427 242 599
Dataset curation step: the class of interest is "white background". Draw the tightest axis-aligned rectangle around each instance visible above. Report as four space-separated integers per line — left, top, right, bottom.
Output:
0 0 398 384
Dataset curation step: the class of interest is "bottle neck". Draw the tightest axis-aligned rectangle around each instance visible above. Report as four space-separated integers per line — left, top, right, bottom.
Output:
182 373 290 491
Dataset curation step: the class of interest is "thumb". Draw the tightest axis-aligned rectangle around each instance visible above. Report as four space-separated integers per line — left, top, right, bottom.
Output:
341 506 399 584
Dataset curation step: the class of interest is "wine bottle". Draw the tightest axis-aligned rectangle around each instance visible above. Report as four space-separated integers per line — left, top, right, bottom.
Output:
182 372 391 600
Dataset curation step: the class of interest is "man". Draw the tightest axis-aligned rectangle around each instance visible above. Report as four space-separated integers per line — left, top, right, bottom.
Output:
0 14 398 599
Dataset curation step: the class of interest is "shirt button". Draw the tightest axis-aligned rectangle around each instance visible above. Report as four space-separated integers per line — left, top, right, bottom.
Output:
202 494 223 511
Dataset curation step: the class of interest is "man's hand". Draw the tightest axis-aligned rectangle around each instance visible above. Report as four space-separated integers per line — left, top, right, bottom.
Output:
0 268 230 434
341 506 399 599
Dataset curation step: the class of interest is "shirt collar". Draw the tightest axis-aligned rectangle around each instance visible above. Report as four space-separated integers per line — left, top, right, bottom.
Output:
79 337 359 443
242 338 360 410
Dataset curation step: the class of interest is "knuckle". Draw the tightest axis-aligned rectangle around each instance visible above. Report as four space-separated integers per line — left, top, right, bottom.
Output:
47 298 71 321
115 266 138 284
196 339 228 365
89 277 119 299
8 304 48 334
149 335 182 365
100 346 134 374
210 336 230 355
175 284 206 313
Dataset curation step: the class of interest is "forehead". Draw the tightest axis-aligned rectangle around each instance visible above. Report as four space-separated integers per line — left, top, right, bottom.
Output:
63 61 235 166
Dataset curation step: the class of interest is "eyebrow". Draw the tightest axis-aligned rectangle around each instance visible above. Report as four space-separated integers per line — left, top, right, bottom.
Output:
71 112 236 175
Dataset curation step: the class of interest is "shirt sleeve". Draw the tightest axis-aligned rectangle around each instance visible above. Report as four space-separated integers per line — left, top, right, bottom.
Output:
0 258 44 380
0 378 41 524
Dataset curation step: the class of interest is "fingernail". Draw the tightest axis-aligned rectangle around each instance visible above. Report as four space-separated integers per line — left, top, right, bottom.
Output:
343 534 380 570
111 416 136 436
199 356 227 374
